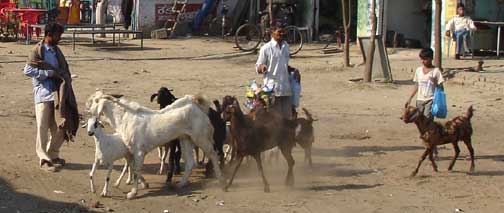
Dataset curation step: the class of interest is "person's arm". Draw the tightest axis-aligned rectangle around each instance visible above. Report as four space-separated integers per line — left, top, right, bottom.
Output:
468 18 477 31
23 64 54 81
256 47 268 74
406 84 418 108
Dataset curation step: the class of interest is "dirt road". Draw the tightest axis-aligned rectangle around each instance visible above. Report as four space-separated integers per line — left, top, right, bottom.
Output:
1 37 503 213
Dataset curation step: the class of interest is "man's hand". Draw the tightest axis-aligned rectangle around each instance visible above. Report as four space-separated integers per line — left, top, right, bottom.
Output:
429 77 438 85
445 31 451 37
257 64 267 74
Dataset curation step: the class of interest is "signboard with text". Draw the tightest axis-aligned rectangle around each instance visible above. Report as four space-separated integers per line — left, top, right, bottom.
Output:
155 3 202 27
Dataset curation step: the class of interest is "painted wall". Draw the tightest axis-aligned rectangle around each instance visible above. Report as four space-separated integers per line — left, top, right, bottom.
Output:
136 0 204 36
385 0 428 46
474 1 504 21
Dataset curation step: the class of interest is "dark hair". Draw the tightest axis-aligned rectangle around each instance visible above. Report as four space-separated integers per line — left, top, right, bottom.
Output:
44 23 64 36
419 48 434 60
457 3 465 9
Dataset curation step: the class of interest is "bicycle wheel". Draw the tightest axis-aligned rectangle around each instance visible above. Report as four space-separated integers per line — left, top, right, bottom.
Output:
284 26 304 56
234 23 262 52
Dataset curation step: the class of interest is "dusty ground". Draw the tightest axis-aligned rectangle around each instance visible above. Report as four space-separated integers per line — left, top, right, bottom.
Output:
1 36 504 213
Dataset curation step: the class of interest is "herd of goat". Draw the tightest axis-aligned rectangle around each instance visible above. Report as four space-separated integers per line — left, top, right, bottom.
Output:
84 86 477 200
84 87 315 199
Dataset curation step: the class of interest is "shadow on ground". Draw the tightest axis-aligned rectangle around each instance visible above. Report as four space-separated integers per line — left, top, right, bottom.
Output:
312 145 424 158
0 177 97 212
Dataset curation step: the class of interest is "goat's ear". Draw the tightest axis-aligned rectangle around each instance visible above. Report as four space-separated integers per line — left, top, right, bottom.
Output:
111 94 123 99
96 101 106 117
150 94 158 103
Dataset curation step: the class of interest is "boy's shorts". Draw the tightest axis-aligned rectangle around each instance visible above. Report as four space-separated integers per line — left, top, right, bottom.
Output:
416 100 433 121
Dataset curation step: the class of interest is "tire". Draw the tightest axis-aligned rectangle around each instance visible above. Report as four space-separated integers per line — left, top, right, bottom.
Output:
284 26 303 56
234 23 262 52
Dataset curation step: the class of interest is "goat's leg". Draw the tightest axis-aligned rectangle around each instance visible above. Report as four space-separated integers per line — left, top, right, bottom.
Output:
411 149 430 177
127 152 145 200
126 162 133 185
428 150 438 172
305 145 313 167
224 156 243 192
280 146 295 186
464 139 475 173
195 137 226 187
175 141 182 174
114 159 129 187
166 141 177 183
253 154 271 192
176 139 195 188
89 160 98 193
448 143 461 171
159 144 168 175
101 164 113 197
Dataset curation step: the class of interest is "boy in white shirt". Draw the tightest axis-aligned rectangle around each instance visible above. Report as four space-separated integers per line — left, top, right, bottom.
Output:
445 3 477 59
405 48 445 156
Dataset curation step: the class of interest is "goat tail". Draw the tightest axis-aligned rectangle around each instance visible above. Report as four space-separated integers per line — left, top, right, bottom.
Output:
193 94 211 114
302 108 314 121
466 105 474 121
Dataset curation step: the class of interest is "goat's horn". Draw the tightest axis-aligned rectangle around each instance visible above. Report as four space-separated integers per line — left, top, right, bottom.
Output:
80 123 88 128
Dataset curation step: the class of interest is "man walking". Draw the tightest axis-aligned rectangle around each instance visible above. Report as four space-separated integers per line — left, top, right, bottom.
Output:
24 23 79 172
256 27 292 119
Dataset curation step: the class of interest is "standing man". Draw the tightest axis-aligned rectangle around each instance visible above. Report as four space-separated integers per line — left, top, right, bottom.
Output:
256 27 292 119
445 3 476 60
96 0 108 37
24 23 79 172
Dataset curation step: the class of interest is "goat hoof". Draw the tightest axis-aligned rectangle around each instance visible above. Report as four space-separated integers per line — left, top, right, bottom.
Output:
410 171 418 177
100 191 109 197
142 183 149 189
126 192 136 200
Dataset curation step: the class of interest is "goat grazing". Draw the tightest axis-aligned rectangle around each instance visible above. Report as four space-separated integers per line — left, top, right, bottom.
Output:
85 116 147 197
87 91 225 199
222 96 297 192
402 105 475 176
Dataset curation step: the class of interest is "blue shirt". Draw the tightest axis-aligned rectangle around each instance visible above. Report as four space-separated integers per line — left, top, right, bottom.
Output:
24 44 60 104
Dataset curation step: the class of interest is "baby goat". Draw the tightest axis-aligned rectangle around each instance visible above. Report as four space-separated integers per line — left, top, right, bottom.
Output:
402 105 475 176
86 117 147 197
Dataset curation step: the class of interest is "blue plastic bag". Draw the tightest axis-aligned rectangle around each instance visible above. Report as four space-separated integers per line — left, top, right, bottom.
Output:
431 86 447 118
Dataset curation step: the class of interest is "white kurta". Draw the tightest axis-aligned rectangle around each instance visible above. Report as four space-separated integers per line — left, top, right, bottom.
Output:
96 0 108 25
255 39 292 97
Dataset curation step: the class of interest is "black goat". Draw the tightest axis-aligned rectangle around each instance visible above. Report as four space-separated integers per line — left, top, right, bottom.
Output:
150 87 226 183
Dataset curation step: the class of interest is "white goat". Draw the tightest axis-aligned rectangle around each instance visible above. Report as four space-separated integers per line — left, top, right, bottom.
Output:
85 116 147 197
87 91 225 200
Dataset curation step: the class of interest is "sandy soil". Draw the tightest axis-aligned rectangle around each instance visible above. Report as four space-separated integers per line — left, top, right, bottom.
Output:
1 36 504 213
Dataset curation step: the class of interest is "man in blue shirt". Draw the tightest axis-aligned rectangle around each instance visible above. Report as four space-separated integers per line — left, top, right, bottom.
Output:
24 23 67 172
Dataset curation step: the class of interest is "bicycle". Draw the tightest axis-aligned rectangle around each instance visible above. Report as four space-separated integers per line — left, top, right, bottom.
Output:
234 7 303 56
208 0 231 38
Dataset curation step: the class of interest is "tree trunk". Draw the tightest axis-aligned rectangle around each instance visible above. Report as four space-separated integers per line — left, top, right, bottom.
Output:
434 0 442 68
364 0 377 82
341 0 351 67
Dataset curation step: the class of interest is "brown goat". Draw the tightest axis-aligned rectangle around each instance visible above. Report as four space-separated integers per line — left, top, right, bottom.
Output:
401 105 475 176
222 96 297 192
295 108 316 166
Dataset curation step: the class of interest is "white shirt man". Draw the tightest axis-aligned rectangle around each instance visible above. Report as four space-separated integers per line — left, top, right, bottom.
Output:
256 28 292 118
